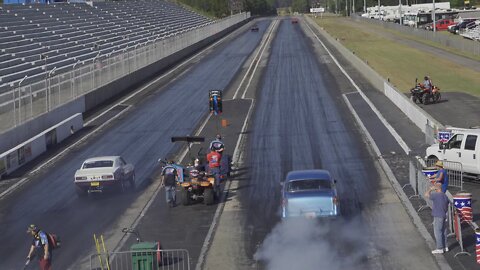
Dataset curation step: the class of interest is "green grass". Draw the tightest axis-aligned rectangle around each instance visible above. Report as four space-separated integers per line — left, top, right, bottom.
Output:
312 16 480 96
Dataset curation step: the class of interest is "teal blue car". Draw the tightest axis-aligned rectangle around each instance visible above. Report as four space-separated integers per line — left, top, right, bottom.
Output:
281 170 339 219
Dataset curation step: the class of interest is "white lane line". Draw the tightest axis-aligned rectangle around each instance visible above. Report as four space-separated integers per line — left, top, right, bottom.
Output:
195 98 255 270
110 22 258 254
195 19 279 270
177 113 212 164
0 24 242 201
0 106 132 200
241 20 278 100
342 94 451 270
232 30 268 99
304 20 411 155
86 31 239 126
344 91 359 95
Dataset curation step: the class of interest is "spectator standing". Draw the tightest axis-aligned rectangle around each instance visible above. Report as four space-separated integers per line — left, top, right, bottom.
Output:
425 184 450 254
429 160 449 193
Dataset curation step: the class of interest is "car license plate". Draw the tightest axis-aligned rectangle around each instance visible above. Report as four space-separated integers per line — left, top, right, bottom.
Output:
90 181 100 187
304 212 316 219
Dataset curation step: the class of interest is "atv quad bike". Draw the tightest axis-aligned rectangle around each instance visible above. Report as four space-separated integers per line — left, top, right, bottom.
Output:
180 169 219 205
170 136 222 205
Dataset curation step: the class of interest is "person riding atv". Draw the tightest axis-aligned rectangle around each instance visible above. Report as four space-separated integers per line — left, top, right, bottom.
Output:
180 165 217 205
410 76 441 105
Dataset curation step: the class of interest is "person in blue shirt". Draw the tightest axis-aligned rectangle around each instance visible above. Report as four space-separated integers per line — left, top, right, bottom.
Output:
26 224 52 270
425 184 450 254
161 161 179 207
429 160 449 193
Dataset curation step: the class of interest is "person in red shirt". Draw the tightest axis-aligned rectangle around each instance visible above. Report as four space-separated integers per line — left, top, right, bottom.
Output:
207 149 222 194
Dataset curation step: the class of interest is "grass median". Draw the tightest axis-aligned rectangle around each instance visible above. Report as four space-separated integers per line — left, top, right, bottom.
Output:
311 15 480 97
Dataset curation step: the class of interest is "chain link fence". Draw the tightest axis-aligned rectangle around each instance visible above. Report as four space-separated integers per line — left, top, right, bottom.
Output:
0 12 250 133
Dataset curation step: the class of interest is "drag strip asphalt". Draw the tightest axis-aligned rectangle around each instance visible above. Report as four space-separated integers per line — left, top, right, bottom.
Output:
0 20 270 270
224 17 440 270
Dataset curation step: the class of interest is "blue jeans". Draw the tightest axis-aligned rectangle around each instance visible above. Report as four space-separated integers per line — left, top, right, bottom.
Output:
433 217 447 249
165 186 176 204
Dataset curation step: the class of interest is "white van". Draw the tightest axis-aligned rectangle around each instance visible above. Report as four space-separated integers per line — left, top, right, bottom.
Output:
425 127 480 179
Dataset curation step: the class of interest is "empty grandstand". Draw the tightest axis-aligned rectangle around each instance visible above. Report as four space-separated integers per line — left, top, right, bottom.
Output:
0 0 249 135
0 0 213 89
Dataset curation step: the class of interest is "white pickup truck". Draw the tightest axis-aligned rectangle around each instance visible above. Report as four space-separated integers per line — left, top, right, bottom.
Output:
426 127 480 179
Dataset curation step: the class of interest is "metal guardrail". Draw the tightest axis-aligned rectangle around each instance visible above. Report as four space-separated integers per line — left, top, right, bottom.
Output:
0 12 250 133
90 249 190 270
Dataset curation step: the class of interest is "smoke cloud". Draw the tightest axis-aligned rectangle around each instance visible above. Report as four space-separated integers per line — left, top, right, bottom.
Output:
254 217 369 270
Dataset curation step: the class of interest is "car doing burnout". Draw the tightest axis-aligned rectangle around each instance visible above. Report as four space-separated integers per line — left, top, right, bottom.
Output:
281 170 339 219
74 156 135 196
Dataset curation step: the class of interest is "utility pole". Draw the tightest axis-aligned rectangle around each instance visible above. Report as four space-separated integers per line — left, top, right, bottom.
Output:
433 0 436 32
399 0 402 25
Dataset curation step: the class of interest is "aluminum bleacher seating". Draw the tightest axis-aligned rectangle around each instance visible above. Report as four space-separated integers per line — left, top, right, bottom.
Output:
0 0 214 90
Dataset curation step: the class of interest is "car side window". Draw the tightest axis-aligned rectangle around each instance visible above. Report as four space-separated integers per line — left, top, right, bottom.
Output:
448 134 464 149
464 135 477 151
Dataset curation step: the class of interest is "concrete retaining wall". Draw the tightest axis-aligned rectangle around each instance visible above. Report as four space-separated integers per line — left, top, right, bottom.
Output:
0 97 85 153
383 82 442 134
0 113 83 177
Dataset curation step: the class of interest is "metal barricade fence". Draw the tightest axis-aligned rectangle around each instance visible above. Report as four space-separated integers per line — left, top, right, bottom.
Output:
0 12 251 133
409 156 433 212
409 157 464 211
425 159 463 190
410 158 471 257
90 249 190 270
445 191 470 257
405 159 419 197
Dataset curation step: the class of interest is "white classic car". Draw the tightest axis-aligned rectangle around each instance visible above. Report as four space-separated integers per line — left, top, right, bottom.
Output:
74 156 135 196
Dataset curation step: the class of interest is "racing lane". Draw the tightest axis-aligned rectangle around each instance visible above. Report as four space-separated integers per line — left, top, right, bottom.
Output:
0 20 270 269
241 18 438 269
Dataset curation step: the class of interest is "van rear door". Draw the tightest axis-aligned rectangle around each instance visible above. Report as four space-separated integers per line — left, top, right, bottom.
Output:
462 134 479 174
